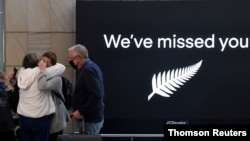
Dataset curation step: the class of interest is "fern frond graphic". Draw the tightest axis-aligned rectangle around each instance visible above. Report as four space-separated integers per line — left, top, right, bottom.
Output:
148 60 203 101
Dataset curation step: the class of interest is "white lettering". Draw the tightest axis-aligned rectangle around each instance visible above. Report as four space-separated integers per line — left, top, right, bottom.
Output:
219 37 249 52
167 129 209 136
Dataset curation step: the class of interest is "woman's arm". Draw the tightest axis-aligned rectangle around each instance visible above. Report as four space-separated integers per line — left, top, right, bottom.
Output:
45 63 66 79
37 61 62 91
37 71 61 91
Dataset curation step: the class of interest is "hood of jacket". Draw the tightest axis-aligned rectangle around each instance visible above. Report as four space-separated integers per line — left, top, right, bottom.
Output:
17 67 39 89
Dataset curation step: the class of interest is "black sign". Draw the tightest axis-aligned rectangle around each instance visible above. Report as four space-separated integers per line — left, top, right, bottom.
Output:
76 1 250 134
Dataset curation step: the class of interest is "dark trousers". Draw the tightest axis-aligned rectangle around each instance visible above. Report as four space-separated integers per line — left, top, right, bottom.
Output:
19 115 50 141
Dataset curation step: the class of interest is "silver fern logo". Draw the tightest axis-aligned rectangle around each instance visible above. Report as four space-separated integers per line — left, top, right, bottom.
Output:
148 60 203 101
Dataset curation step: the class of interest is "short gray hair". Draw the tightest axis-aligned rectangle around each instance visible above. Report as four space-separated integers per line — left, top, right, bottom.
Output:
68 44 89 59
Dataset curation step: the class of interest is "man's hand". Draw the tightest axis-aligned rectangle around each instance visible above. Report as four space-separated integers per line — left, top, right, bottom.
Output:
71 110 84 119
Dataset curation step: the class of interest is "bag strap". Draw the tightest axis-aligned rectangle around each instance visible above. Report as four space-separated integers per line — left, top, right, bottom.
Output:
51 90 65 103
52 76 65 104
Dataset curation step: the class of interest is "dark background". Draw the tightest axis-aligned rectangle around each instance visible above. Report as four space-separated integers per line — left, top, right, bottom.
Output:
76 1 250 135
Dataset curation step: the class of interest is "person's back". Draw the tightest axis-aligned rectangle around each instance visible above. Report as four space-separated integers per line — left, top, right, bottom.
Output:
18 69 56 117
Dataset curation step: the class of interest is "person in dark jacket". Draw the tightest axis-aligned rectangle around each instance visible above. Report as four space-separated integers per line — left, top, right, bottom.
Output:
68 44 105 135
0 71 16 141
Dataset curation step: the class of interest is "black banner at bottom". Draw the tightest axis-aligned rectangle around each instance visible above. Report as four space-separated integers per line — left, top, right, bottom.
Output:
164 124 250 139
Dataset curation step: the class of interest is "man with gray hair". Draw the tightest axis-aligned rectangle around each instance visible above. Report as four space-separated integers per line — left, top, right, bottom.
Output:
68 44 105 135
